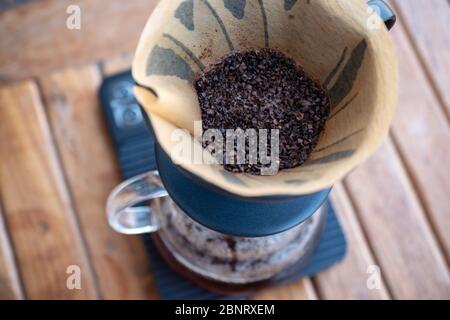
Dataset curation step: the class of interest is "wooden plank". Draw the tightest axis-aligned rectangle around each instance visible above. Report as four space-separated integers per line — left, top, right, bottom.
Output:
100 52 134 75
0 0 158 83
313 183 390 300
253 279 317 300
0 206 24 299
392 0 450 119
386 21 450 262
39 65 159 299
344 140 450 299
0 81 98 299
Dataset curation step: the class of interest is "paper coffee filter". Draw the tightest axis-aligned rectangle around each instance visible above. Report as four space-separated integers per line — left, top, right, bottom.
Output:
132 0 398 197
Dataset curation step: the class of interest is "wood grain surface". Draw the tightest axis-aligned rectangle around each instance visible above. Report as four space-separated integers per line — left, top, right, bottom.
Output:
0 81 98 299
0 0 158 83
0 0 449 300
0 206 23 299
392 0 450 119
345 140 450 299
314 183 390 300
38 65 159 299
388 20 450 263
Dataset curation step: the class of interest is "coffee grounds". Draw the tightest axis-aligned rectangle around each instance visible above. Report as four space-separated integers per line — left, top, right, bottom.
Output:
194 48 330 175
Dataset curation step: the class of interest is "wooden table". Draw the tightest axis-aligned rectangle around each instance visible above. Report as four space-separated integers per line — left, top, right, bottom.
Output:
0 0 449 300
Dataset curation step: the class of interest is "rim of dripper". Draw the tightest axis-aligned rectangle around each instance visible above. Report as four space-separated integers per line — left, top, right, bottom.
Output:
132 0 398 198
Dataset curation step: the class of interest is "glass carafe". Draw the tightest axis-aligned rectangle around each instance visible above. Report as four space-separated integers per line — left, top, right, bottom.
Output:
107 171 327 284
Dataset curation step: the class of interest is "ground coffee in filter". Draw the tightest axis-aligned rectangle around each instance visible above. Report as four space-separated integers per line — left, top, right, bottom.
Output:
194 49 331 175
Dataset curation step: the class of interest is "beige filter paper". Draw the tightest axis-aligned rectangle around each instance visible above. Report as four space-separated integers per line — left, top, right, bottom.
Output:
132 0 398 197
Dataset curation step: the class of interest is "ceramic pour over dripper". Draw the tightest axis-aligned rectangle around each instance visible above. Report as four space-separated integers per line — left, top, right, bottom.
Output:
132 0 398 198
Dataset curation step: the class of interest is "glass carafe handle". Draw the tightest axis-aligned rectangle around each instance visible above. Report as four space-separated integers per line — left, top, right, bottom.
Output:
106 171 168 234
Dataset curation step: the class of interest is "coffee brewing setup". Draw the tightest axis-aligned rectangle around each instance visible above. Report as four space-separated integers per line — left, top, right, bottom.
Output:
103 0 397 295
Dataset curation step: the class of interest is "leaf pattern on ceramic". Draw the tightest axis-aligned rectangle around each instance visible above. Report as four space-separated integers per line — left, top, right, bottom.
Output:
284 0 298 11
304 150 355 166
323 47 348 89
203 0 234 50
328 39 367 108
223 0 246 19
146 45 194 80
163 33 205 70
284 179 307 185
313 128 364 154
175 0 195 30
258 0 269 47
328 93 358 120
